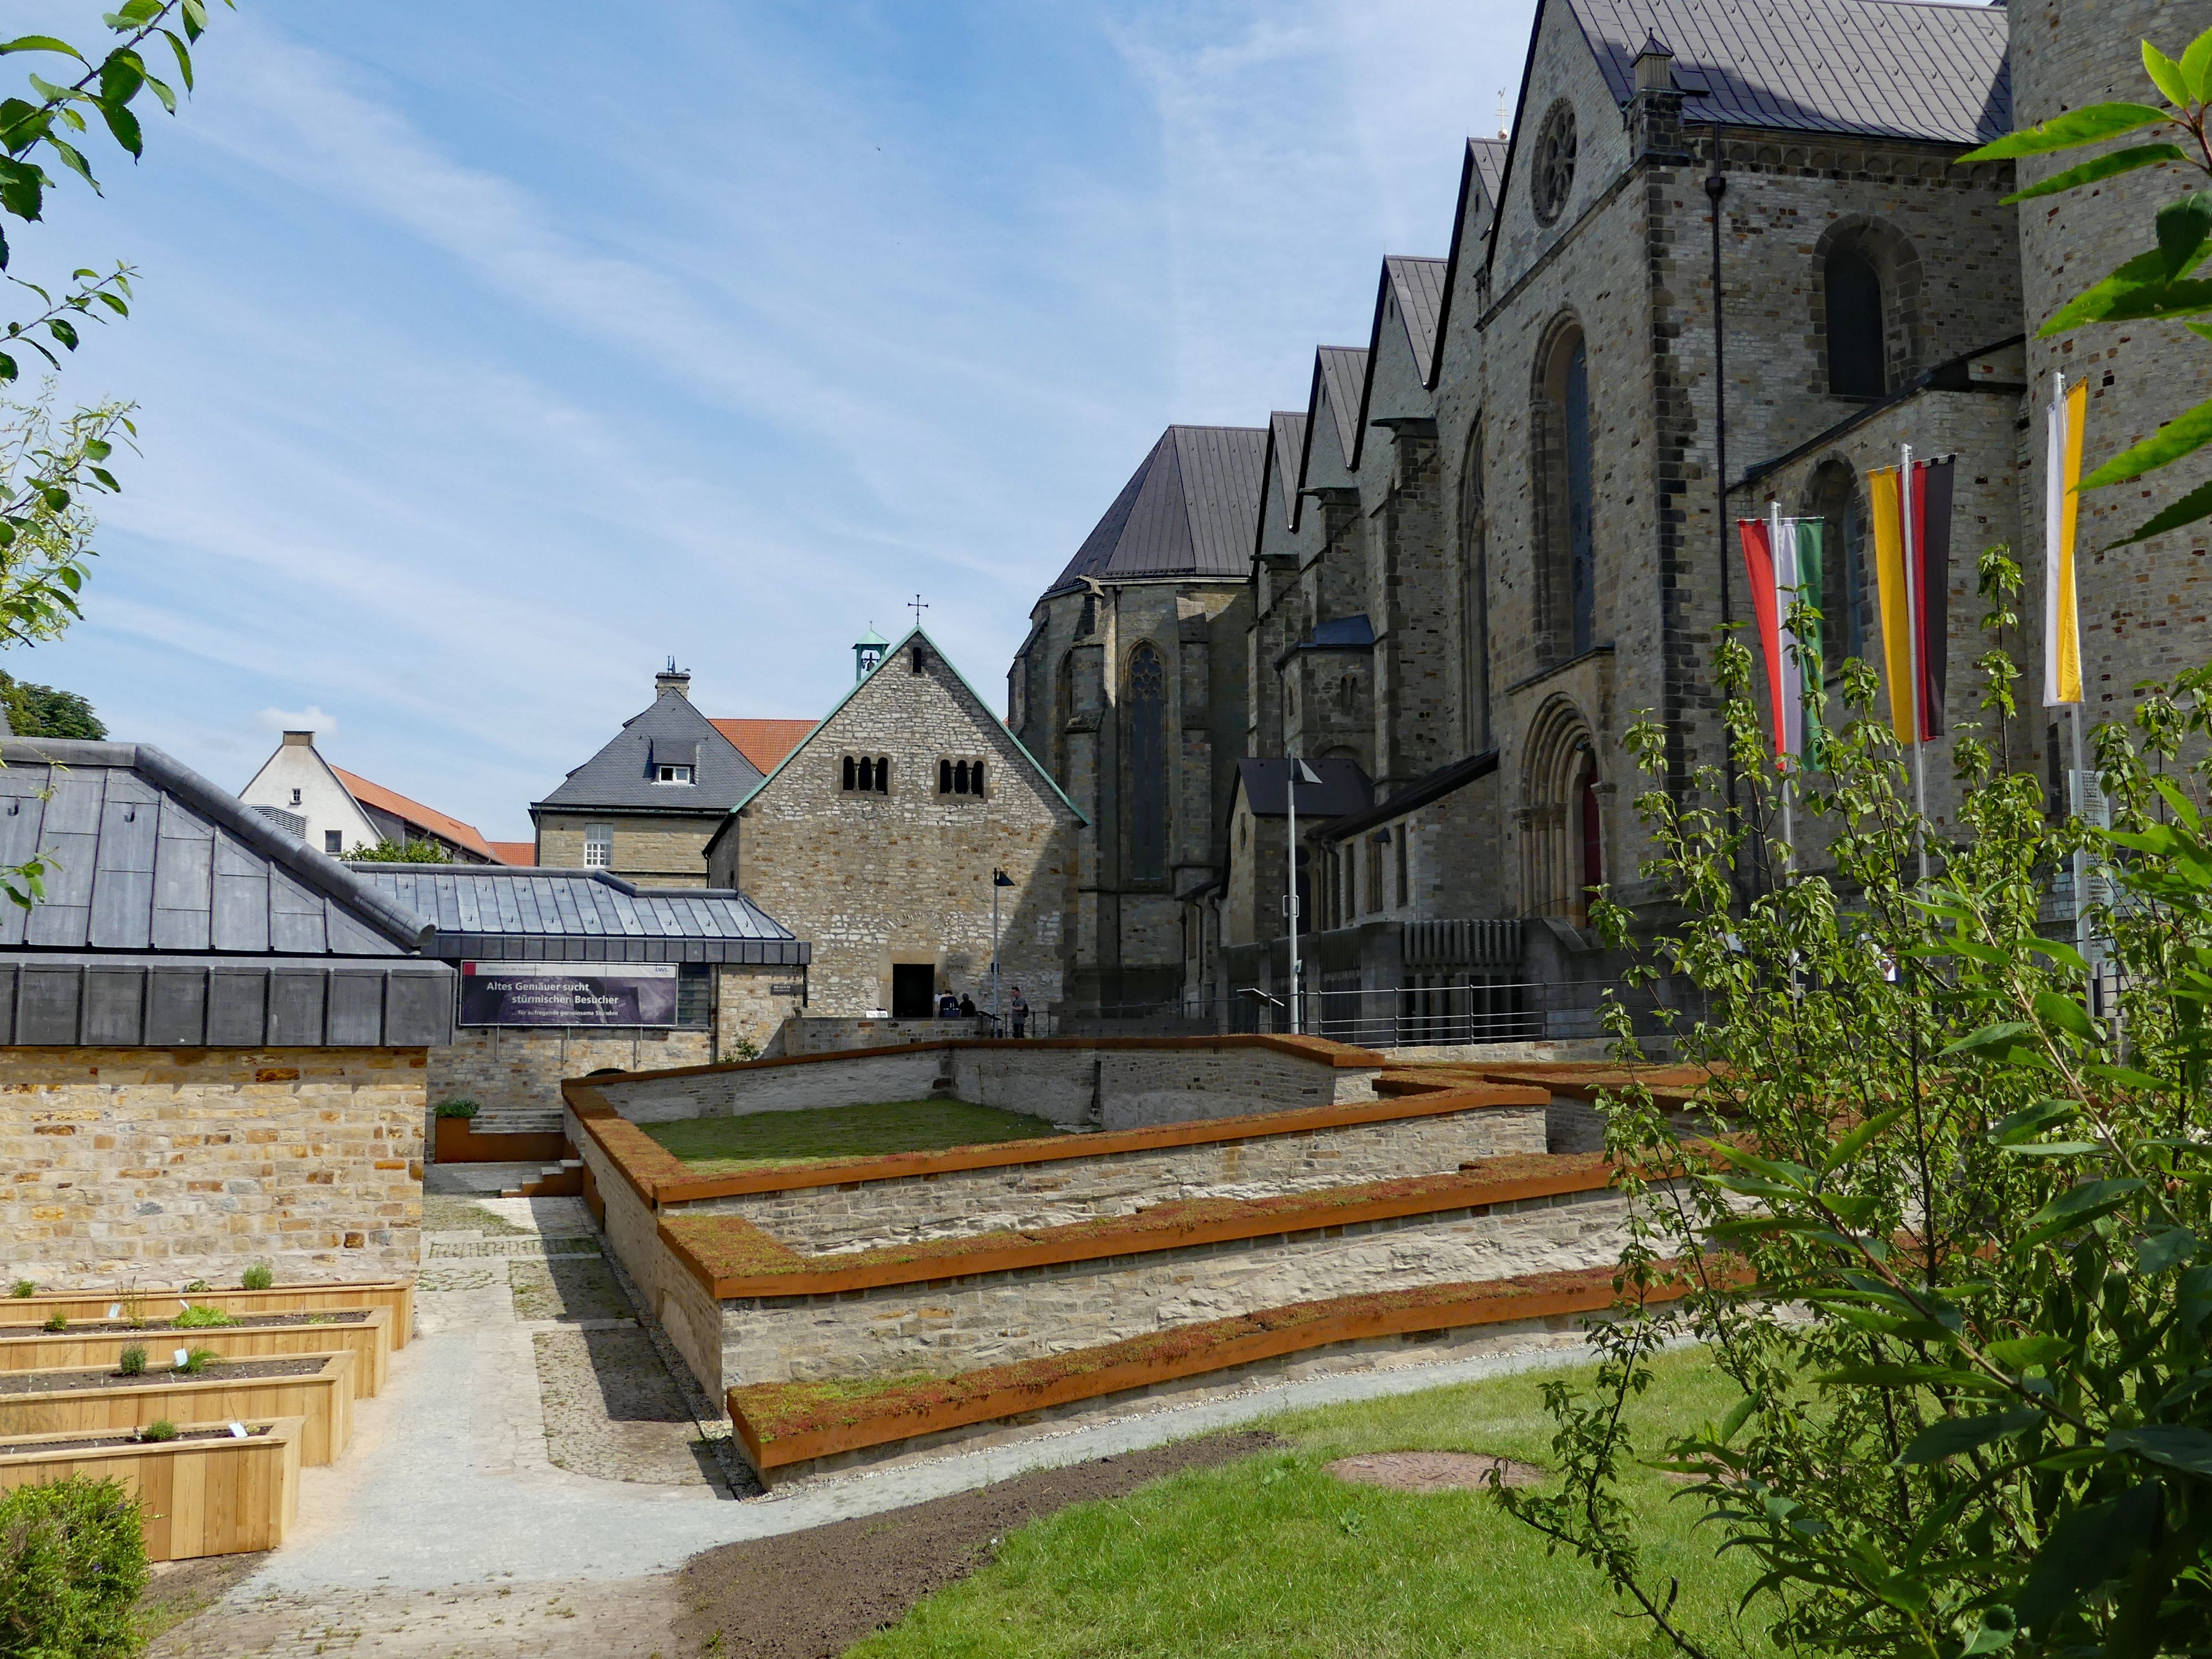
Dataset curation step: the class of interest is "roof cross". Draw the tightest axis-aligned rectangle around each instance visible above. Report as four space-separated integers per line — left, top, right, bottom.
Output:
908 593 928 630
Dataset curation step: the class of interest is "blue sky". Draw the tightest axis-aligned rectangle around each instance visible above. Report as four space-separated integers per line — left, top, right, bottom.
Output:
14 1 1534 842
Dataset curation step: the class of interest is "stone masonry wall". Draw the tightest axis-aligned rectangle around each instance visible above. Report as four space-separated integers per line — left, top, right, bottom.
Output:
675 1101 1547 1255
533 812 721 889
0 1047 425 1287
718 1182 1635 1387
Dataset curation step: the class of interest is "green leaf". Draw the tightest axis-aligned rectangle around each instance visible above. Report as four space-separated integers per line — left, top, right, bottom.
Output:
2027 1177 2147 1232
2112 476 2212 547
1988 1334 2072 1369
1824 1105 1908 1172
1941 1020 2034 1060
1960 1608 2018 1656
2042 247 2212 334
0 36 87 61
1897 1408 2045 1466
2002 1141 2101 1157
2033 990 2096 1041
1811 1363 2007 1393
2084 396 2212 490
1961 102 2173 161
2185 25 2212 102
2017 1483 2162 1634
2145 41 2193 108
2152 774 2204 829
2137 1227 2198 1275
159 29 192 91
97 98 140 160
2109 1423 2212 1475
2160 193 2212 279
2004 144 2189 204
2030 938 2091 974
1990 1099 2079 1144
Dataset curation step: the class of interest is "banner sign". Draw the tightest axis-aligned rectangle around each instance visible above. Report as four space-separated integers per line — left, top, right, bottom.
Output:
459 962 679 1027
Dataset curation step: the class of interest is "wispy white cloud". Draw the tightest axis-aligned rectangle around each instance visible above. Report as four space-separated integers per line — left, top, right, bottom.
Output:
258 705 335 734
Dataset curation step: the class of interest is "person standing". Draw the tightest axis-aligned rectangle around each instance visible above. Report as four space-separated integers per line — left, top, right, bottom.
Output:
1010 985 1029 1038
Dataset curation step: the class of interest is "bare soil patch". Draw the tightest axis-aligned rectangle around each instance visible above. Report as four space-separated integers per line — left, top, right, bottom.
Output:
676 1430 1281 1658
136 1551 269 1650
2 1426 270 1457
0 1355 327 1395
11 1310 367 1337
1325 1451 1546 1491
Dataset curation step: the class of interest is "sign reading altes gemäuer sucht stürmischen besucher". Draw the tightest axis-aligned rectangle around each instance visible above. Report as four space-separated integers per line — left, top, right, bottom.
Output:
458 961 679 1027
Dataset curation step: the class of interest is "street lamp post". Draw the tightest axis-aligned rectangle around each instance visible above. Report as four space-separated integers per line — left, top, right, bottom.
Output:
1284 759 1322 1036
991 867 1014 1035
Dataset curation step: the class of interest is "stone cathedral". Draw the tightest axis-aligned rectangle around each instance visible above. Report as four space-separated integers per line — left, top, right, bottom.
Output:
1008 0 2212 1025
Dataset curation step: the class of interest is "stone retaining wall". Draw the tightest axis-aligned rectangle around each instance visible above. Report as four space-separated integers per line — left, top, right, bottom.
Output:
0 1047 425 1286
677 1100 1546 1255
717 1183 1635 1390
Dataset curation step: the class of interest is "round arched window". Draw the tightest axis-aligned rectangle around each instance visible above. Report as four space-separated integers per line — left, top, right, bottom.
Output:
1533 101 1578 225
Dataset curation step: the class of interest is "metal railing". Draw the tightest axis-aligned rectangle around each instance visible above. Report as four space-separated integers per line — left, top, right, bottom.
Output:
1030 979 1665 1049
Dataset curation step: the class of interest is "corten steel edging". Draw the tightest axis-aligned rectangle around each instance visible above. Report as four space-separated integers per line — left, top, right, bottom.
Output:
645 1084 1549 1203
728 1266 1690 1471
663 1154 1623 1301
556 1031 1389 1093
566 1093 688 1204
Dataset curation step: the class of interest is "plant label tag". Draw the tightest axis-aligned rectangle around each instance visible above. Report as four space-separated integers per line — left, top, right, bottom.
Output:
107 1303 119 1319
228 1422 247 1438
178 1299 190 1312
173 1348 189 1369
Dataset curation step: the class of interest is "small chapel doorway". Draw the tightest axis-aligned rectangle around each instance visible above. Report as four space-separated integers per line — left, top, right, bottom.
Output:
891 963 936 1019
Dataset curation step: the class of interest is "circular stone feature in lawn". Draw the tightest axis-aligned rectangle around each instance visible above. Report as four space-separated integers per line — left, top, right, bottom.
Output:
1324 1451 1545 1491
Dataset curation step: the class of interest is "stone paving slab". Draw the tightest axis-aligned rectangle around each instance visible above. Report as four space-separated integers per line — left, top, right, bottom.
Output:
150 1579 682 1657
426 1237 601 1260
510 1256 632 1324
533 1326 729 1490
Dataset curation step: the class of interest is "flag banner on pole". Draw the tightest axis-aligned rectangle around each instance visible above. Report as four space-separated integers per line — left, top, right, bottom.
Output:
1869 456 1957 742
2045 376 2088 707
1737 517 1821 768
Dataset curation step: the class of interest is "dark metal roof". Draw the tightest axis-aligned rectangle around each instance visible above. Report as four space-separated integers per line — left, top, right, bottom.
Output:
1317 750 1500 843
1043 426 1267 598
1568 0 2010 144
533 691 763 815
1468 137 1507 207
349 864 810 966
1265 412 1308 536
1385 257 1449 384
1316 348 1368 468
1233 757 1374 820
1300 616 1377 650
0 739 433 959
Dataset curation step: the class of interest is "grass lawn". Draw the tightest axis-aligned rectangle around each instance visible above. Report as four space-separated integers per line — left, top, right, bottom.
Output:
641 1100 1060 1174
848 1348 1759 1659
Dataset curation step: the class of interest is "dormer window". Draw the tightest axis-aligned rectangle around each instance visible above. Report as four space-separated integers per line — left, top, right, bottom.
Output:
654 764 695 785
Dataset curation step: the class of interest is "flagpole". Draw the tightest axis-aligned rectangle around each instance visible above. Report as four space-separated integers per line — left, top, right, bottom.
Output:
1771 499 1795 881
1902 441 1929 884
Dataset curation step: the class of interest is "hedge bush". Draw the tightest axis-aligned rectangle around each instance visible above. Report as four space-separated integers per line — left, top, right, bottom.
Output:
0 1475 147 1658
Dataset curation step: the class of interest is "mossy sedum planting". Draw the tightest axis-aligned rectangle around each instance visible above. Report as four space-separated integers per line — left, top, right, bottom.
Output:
643 1100 1057 1176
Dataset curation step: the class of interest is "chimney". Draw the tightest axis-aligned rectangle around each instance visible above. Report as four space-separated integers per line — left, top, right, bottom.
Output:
282 730 315 748
1632 32 1674 95
655 656 691 700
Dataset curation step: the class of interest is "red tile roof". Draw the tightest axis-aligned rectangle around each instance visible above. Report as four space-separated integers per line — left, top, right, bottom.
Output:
487 841 536 867
331 767 495 860
709 718 816 776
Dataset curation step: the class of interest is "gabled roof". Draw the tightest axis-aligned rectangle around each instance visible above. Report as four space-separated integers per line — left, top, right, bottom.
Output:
534 690 763 815
0 739 434 958
1040 425 1267 599
1384 257 1448 385
1262 411 1308 540
708 718 816 776
331 766 494 859
722 628 1087 834
1565 0 2010 145
1232 757 1373 821
1430 139 1512 391
488 841 536 867
1469 136 1507 206
1296 347 1370 499
349 863 807 965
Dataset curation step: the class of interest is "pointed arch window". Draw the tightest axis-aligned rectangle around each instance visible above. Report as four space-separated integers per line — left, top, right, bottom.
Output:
1126 644 1167 883
1535 322 1596 664
1459 421 1490 749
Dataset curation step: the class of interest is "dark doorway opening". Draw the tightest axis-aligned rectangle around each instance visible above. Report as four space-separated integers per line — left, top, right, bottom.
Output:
891 963 936 1019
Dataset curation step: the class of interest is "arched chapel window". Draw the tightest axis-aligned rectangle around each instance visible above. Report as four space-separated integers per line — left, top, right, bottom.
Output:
1536 323 1596 664
1826 246 1885 398
940 759 953 794
1053 652 1075 785
1459 421 1490 750
1126 644 1167 883
1804 460 1867 667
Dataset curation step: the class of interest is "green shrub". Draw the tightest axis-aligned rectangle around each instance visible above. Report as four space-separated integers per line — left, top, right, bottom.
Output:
171 1349 216 1376
169 1305 234 1330
179 1280 209 1294
116 1346 144 1377
7 1279 32 1298
0 1475 147 1658
433 1098 479 1120
239 1263 272 1292
40 1311 65 1333
137 1420 175 1443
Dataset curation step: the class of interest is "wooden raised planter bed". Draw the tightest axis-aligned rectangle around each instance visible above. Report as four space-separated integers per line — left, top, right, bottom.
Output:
435 1115 570 1165
0 1353 355 1466
0 1417 304 1561
0 1308 390 1399
0 1280 415 1348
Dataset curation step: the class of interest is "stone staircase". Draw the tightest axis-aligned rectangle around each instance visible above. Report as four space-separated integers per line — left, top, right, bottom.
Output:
474 1106 567 1137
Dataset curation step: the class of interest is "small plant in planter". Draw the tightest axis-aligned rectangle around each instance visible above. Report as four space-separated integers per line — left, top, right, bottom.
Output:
180 1279 210 1293
171 1348 218 1375
7 1279 32 1298
170 1304 237 1329
434 1098 479 1120
303 1312 333 1326
240 1262 272 1291
40 1311 65 1333
138 1420 176 1443
117 1346 145 1377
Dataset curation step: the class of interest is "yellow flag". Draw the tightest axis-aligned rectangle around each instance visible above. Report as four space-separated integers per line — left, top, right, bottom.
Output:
2045 376 2087 706
1869 465 1914 742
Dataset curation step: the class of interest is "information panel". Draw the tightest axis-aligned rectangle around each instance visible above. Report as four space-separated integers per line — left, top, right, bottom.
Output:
458 961 679 1027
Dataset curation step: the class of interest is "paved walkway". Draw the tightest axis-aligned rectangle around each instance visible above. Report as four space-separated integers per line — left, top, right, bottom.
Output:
161 1190 1598 1652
